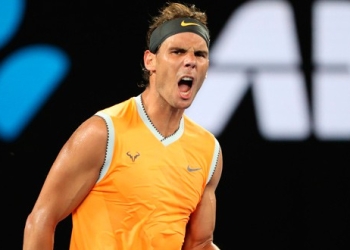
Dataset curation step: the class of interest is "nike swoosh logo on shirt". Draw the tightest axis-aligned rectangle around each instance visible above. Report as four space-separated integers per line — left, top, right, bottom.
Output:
187 166 201 172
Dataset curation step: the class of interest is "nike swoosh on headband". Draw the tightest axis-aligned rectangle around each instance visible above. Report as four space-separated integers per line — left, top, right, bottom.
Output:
181 20 200 27
149 18 210 53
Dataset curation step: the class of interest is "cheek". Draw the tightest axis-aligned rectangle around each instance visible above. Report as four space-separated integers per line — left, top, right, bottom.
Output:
196 79 205 92
156 56 173 71
198 59 209 71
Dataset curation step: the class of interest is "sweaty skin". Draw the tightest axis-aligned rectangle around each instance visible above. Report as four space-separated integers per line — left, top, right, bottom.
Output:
23 29 222 250
142 32 209 137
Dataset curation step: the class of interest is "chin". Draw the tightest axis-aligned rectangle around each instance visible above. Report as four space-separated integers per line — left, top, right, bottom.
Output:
177 100 192 109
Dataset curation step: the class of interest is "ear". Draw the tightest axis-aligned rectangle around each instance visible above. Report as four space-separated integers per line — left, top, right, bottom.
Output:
144 50 156 72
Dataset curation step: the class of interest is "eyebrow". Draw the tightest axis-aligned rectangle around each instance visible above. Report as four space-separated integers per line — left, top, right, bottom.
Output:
169 46 208 54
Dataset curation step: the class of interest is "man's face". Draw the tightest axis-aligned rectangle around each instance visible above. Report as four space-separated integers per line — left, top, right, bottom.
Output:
152 32 209 110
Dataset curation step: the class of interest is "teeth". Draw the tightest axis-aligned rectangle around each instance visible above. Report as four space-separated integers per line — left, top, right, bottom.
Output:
181 77 193 81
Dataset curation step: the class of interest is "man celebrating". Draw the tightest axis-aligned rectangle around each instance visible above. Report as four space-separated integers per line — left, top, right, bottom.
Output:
23 2 223 249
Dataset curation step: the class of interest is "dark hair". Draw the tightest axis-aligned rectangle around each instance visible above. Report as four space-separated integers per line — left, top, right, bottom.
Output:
138 2 209 88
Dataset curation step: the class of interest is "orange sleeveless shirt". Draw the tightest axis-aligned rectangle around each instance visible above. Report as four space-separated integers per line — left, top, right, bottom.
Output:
69 95 220 250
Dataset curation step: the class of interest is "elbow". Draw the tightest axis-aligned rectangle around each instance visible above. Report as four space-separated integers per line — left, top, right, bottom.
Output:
24 209 57 234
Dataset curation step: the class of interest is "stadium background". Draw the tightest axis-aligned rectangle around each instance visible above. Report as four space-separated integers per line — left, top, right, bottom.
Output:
0 0 349 249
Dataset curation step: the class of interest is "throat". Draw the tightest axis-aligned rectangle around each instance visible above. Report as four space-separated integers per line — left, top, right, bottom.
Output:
140 97 181 141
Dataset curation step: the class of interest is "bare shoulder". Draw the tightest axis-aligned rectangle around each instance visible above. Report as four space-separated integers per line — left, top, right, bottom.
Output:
55 114 108 173
64 114 108 153
72 114 108 140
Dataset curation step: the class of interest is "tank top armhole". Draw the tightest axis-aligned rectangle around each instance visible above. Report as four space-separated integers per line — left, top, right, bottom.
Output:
206 138 220 184
95 111 115 183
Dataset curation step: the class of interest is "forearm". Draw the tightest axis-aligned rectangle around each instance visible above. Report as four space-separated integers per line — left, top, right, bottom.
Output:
23 228 55 250
23 217 55 250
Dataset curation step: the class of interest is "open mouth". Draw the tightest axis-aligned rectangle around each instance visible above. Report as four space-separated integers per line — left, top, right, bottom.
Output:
178 77 193 95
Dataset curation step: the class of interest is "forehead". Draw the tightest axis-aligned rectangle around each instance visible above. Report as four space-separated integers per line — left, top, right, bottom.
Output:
161 32 209 50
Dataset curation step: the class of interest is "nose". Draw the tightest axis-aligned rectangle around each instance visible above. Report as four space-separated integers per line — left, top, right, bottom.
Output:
184 52 196 68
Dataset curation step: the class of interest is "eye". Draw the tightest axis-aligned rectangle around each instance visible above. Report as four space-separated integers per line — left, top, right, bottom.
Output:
172 49 185 55
195 51 208 58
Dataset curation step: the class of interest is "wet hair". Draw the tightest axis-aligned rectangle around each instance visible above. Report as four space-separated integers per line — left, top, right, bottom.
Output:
138 2 209 88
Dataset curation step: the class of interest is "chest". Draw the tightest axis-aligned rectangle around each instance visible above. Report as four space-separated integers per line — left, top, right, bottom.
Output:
104 137 207 213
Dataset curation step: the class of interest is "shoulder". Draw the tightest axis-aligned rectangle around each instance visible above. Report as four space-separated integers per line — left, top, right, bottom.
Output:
96 96 137 118
183 114 216 138
71 115 108 144
183 114 220 152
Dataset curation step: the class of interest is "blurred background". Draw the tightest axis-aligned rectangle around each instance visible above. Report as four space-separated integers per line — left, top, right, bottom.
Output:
1 0 349 249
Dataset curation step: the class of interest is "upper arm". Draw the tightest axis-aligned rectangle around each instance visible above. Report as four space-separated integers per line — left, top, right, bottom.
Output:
183 146 223 250
27 115 108 225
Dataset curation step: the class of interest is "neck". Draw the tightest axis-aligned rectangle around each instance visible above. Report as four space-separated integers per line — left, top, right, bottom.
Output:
140 92 183 138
